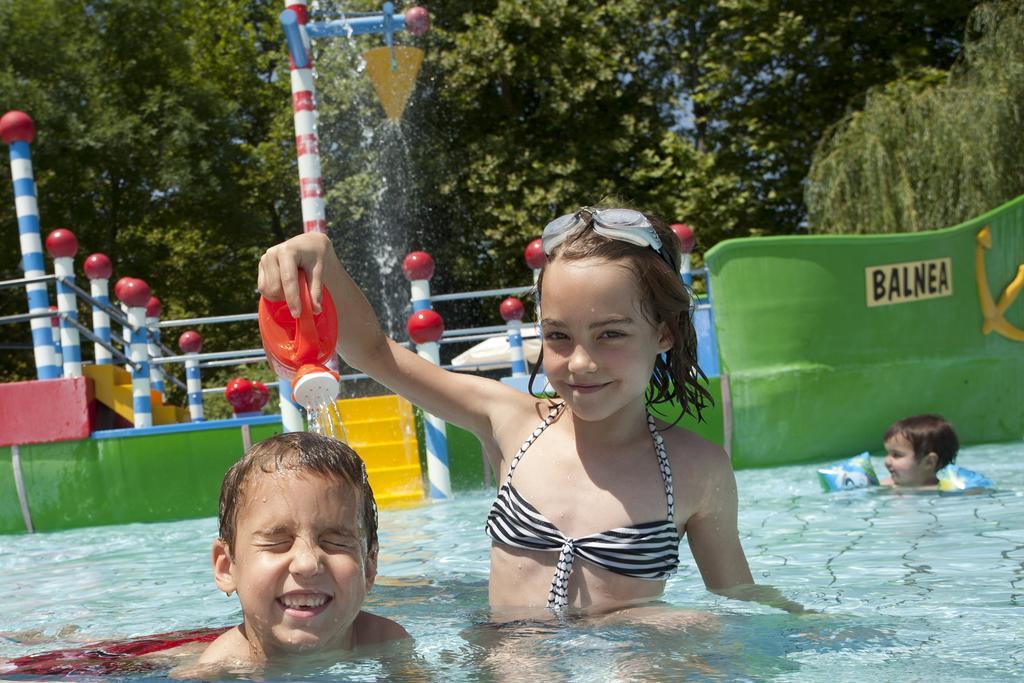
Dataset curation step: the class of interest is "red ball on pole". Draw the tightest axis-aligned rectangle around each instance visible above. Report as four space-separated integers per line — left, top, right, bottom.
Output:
500 297 525 322
178 330 202 354
84 253 113 280
45 228 78 258
402 251 435 281
113 277 132 301
405 6 430 35
407 309 444 344
118 278 151 308
225 377 254 411
670 223 695 254
0 110 35 144
251 381 270 410
48 305 60 327
145 296 162 318
524 238 546 270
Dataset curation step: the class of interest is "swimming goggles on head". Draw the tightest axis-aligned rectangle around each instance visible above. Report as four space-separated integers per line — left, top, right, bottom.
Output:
541 207 674 268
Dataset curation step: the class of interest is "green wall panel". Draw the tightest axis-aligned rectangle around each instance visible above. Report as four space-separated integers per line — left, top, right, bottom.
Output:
706 195 1024 468
0 445 24 533
5 420 287 534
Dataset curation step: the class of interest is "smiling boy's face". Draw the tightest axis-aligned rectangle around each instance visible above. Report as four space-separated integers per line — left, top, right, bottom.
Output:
212 471 376 660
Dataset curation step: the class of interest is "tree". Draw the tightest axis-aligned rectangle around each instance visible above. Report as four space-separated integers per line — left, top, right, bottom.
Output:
656 0 976 237
806 0 1024 233
0 0 296 384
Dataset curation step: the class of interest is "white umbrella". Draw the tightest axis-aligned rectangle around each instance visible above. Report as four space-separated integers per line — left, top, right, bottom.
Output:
451 326 542 371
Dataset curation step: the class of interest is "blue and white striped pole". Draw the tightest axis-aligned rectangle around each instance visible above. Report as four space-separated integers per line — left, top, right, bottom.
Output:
403 250 451 499
48 306 62 370
114 277 134 372
84 253 114 365
500 297 528 378
178 330 205 422
119 278 153 428
145 296 165 398
1 111 59 379
45 228 83 377
524 237 545 321
670 223 695 287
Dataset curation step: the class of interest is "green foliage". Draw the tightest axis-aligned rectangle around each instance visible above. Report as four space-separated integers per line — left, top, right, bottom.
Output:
807 1 1024 233
0 0 296 382
0 0 985 392
662 0 975 236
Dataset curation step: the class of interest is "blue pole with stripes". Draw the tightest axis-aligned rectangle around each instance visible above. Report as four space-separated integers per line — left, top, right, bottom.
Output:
500 297 528 377
402 250 451 499
46 228 83 377
85 253 114 365
146 297 165 397
1 111 59 379
48 307 62 370
178 330 205 422
120 279 153 428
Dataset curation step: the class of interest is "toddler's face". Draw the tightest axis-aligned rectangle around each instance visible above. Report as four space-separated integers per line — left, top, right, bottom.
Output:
217 471 375 658
883 433 937 487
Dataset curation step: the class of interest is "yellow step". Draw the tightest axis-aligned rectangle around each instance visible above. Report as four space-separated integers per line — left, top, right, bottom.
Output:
84 364 186 426
334 395 424 507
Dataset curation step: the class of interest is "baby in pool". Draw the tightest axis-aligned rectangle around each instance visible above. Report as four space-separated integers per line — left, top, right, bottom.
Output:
180 431 409 676
881 414 958 488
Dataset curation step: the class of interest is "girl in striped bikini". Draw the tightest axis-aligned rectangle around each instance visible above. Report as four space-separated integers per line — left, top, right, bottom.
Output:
259 205 796 615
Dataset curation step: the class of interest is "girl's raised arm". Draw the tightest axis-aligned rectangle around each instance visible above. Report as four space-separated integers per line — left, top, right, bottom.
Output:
258 232 525 442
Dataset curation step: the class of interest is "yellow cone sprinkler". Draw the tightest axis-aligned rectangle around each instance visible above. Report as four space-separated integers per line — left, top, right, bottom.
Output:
281 2 429 122
365 45 425 121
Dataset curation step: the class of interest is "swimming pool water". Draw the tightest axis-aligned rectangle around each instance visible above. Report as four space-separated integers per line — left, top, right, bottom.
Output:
2 441 1022 680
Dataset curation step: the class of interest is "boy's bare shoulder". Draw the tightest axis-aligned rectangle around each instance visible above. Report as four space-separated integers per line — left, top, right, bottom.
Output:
194 625 247 664
355 610 412 646
168 627 248 679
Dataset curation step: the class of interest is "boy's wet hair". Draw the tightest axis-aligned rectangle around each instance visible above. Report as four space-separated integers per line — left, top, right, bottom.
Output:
884 414 959 469
218 432 378 554
531 202 713 422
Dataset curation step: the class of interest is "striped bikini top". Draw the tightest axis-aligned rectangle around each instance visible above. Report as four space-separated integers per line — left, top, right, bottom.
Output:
485 403 680 610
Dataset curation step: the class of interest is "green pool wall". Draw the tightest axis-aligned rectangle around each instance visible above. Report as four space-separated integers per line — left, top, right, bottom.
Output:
705 195 1024 468
0 421 282 533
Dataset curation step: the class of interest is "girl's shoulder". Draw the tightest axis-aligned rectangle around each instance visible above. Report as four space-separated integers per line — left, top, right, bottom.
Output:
657 421 732 478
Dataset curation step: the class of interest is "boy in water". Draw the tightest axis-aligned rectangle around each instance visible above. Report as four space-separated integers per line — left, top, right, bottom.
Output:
881 414 959 488
192 432 409 672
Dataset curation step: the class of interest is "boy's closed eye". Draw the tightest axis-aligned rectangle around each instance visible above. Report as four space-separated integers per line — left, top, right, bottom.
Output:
321 533 359 551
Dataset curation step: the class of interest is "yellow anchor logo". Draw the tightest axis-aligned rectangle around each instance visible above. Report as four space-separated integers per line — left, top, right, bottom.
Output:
976 226 1024 341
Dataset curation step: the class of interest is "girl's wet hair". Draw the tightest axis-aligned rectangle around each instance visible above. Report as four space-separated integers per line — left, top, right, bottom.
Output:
218 432 378 553
884 414 959 469
529 204 713 422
